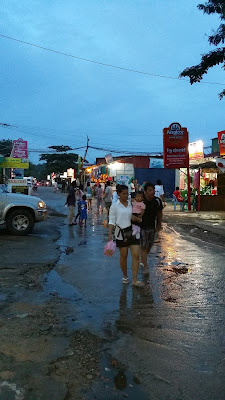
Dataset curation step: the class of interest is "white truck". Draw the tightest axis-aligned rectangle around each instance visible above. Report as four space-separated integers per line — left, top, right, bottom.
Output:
0 186 47 235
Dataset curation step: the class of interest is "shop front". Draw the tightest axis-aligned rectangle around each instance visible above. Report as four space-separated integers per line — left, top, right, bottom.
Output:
179 158 225 211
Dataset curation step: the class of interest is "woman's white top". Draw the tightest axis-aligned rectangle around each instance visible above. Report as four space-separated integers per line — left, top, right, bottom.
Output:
109 200 132 240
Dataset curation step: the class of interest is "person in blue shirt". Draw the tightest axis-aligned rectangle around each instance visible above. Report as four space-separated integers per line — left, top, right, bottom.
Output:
78 194 88 227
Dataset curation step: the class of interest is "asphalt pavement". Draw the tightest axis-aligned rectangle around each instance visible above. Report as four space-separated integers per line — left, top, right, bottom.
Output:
1 186 225 400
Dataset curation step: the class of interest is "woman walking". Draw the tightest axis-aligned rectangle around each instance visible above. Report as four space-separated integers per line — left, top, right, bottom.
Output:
86 182 93 210
108 185 144 287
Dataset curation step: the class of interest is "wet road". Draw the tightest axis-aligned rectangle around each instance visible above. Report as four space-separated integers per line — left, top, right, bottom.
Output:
22 188 225 398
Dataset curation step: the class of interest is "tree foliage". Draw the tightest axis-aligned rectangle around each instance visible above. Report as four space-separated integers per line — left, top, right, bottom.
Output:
180 1 225 99
40 152 79 174
27 162 47 181
48 145 72 152
0 139 12 157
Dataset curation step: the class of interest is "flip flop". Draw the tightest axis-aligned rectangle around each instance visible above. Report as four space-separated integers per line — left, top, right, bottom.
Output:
122 277 129 284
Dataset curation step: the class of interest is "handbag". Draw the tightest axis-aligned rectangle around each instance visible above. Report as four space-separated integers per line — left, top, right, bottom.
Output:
119 225 134 242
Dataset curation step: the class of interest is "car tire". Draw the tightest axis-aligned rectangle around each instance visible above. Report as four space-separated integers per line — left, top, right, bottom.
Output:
6 208 35 236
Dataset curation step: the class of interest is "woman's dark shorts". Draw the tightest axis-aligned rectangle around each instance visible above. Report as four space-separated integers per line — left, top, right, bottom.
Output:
116 238 140 248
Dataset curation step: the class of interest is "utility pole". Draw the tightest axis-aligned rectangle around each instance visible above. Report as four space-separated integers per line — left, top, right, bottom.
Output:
80 136 89 183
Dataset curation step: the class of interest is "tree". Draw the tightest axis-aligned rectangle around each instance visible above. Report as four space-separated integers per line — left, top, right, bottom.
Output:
27 162 47 181
48 145 72 152
40 152 79 175
0 139 12 157
180 1 225 99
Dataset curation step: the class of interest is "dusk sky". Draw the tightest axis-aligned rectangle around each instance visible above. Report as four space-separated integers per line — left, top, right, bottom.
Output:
0 0 225 164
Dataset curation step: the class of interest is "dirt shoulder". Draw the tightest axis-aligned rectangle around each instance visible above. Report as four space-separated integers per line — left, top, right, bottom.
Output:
164 212 225 247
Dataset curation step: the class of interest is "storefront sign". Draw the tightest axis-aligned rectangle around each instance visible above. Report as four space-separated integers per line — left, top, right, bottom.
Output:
11 138 28 158
67 168 74 179
0 158 29 169
163 122 189 168
149 158 164 168
218 130 225 156
105 153 113 164
189 140 204 160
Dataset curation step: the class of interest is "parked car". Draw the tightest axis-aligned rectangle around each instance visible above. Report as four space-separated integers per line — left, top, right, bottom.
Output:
0 187 47 235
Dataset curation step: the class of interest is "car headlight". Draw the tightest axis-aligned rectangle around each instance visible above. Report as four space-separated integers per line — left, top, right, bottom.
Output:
38 201 47 209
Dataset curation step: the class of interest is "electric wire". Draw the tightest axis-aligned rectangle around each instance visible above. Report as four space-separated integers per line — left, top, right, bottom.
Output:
0 34 224 86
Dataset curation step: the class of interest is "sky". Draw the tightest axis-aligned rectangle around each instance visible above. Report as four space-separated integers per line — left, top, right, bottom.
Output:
0 0 225 164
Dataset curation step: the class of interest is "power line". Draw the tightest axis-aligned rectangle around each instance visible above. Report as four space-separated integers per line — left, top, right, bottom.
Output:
0 34 224 86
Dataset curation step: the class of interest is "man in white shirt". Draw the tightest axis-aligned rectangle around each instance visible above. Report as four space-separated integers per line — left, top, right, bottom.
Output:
112 184 120 204
154 179 165 205
104 181 113 215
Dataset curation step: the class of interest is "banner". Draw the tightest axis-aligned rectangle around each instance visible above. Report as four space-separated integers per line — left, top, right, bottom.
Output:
163 122 189 169
189 140 204 160
218 130 225 156
11 138 28 158
0 158 29 169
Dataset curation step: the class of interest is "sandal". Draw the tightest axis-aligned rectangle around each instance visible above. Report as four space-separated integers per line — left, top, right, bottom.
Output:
132 280 144 288
122 277 129 284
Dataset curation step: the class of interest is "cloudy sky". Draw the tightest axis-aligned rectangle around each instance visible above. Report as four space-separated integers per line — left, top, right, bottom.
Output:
0 0 224 163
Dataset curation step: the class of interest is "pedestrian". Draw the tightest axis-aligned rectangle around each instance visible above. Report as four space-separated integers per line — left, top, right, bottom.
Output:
73 185 84 224
78 194 88 227
134 179 139 192
112 184 121 204
96 184 103 212
53 180 58 193
86 182 93 210
104 181 113 215
61 180 66 193
140 182 163 276
130 179 135 198
65 181 76 226
155 179 166 207
108 184 144 287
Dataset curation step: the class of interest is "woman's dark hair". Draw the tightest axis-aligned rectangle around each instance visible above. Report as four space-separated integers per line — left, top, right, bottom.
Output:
87 182 90 187
106 181 111 186
117 184 128 193
82 194 86 200
144 182 155 192
176 186 179 190
156 179 162 185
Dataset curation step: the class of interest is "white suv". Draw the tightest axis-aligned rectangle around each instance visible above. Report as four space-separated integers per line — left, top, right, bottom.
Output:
0 187 47 235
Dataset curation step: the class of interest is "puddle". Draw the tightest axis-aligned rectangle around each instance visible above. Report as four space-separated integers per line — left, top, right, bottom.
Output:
43 270 80 300
84 354 149 400
0 293 7 301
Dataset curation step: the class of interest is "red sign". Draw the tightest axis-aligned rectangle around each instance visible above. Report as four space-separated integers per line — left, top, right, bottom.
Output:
11 138 28 158
163 123 189 168
218 130 225 156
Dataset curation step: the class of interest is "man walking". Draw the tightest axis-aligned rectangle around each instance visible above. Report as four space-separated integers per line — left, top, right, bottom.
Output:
140 182 163 276
65 181 76 226
104 181 113 215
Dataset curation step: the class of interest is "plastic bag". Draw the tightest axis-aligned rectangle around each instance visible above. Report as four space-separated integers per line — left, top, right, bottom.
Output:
104 241 116 257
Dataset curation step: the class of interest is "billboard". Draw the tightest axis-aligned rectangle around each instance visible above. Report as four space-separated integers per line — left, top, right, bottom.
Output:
163 123 189 168
189 140 204 160
0 158 29 169
218 130 225 156
11 138 28 158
